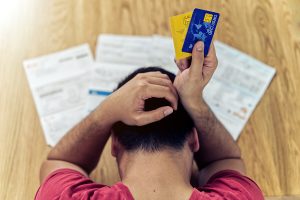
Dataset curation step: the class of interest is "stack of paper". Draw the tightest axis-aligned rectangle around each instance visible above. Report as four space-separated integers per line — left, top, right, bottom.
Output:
23 44 93 146
23 34 275 146
205 41 276 139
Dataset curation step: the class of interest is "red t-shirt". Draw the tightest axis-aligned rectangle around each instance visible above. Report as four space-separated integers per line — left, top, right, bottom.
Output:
35 169 263 200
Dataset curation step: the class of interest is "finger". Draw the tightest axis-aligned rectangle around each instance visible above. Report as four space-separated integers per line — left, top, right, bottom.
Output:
175 58 190 71
204 42 217 66
146 84 178 110
186 56 192 67
174 59 183 71
146 76 177 97
190 41 205 76
203 43 218 83
206 42 216 58
143 71 170 79
136 106 173 126
144 84 178 110
180 58 190 70
203 65 217 85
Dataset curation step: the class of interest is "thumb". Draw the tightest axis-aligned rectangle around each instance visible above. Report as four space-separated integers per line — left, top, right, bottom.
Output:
136 106 173 126
190 41 205 76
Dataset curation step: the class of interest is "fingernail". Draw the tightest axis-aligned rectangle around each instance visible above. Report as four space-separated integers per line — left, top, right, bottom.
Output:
196 42 204 52
164 108 173 116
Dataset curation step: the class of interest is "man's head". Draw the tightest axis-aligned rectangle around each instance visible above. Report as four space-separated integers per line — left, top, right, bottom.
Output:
111 67 198 153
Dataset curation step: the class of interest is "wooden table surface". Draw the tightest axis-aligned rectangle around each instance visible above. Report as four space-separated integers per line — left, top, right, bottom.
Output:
0 0 299 199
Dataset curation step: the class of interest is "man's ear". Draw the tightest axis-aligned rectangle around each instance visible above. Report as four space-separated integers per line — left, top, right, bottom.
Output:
188 128 200 152
111 130 121 158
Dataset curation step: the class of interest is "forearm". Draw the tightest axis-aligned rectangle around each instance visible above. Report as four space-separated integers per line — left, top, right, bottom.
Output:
190 100 242 168
175 42 245 183
47 101 114 174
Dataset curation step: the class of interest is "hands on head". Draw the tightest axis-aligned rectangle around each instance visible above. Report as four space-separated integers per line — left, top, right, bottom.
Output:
104 41 218 126
43 41 244 184
105 71 178 126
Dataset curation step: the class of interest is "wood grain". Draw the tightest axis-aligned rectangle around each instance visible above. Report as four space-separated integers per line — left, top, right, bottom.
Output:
0 0 299 199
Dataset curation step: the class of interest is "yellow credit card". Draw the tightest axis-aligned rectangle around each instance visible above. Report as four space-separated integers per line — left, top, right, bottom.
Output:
170 11 192 60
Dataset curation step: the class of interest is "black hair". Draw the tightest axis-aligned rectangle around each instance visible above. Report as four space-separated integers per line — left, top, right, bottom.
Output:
112 67 194 152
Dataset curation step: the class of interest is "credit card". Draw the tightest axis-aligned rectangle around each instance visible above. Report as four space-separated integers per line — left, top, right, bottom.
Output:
182 8 220 56
169 11 192 60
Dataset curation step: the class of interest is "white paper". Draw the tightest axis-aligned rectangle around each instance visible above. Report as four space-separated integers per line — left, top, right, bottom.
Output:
86 62 140 113
203 41 276 139
94 34 276 140
23 44 94 146
95 34 178 74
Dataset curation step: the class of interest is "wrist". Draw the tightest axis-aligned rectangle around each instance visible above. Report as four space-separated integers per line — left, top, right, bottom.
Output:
93 97 117 127
186 98 209 119
182 95 206 112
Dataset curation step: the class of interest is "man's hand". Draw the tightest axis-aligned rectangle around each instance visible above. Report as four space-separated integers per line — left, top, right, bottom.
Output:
41 71 179 181
174 41 218 113
174 41 245 186
103 71 178 126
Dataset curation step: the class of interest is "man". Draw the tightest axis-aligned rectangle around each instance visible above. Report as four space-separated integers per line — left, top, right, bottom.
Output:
35 41 264 200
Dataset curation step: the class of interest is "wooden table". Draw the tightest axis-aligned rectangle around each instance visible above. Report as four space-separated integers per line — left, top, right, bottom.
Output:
0 0 299 199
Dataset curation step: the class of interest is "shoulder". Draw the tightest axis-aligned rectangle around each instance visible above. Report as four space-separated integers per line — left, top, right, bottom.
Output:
35 168 133 200
194 170 264 200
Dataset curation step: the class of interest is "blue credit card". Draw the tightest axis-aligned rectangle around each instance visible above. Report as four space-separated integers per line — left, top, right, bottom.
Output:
182 8 220 56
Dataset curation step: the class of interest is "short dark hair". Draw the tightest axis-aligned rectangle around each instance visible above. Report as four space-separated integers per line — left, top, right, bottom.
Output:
112 67 194 152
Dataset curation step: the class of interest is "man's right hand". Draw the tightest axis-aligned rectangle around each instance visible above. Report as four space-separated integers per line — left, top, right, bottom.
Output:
102 71 178 126
175 42 246 185
174 41 218 113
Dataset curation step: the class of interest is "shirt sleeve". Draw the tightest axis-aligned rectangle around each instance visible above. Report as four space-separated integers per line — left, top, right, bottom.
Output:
34 168 107 200
198 170 264 200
